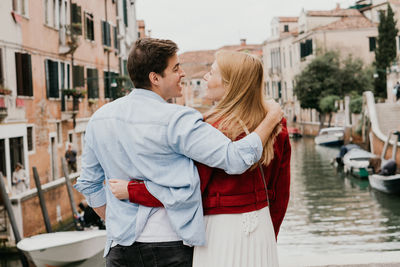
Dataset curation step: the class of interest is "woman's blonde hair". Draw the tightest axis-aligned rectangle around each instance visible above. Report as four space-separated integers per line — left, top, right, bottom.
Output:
205 50 281 167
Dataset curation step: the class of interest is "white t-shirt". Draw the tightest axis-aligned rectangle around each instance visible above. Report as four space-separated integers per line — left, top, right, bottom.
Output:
136 207 180 242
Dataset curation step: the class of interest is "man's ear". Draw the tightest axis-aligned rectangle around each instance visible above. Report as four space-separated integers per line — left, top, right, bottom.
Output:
149 72 159 87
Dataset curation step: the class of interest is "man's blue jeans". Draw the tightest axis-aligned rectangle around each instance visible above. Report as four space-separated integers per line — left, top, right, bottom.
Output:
106 241 193 267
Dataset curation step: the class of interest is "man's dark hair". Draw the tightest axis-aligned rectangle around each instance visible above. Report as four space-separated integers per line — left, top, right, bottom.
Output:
127 38 178 89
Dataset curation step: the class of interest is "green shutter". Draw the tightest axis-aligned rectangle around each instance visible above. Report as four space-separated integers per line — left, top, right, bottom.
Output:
123 0 128 27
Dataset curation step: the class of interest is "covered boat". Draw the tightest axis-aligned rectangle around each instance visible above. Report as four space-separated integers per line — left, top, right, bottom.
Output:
314 127 344 146
17 230 106 267
342 148 376 179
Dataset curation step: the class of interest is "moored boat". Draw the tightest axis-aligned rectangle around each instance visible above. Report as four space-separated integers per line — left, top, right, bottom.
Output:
288 127 302 138
17 229 106 267
368 131 400 195
314 127 344 146
369 174 400 194
342 148 376 179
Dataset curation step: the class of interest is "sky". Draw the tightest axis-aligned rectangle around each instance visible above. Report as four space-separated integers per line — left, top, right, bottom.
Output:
135 0 357 52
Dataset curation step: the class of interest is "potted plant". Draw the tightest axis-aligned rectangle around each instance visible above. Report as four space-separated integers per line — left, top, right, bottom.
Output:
0 87 12 96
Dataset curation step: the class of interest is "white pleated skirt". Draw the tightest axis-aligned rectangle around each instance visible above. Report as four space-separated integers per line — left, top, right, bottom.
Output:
193 206 279 267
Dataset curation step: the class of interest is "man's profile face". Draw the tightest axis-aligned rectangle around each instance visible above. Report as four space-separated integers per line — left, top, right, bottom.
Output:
157 54 186 100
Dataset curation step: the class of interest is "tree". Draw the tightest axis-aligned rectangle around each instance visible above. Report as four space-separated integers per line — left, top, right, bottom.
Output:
294 51 373 127
374 4 398 99
294 51 340 112
319 95 340 127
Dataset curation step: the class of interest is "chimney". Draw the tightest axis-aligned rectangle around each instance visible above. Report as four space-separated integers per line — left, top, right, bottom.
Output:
336 3 340 10
240 38 247 46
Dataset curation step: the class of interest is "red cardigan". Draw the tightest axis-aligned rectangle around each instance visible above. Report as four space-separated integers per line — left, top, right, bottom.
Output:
128 119 291 238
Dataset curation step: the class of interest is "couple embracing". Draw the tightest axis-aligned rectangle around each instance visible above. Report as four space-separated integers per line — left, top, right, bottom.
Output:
75 38 290 267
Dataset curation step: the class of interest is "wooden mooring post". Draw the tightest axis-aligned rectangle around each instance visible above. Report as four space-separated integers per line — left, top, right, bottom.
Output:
61 157 80 230
32 167 52 233
0 173 29 267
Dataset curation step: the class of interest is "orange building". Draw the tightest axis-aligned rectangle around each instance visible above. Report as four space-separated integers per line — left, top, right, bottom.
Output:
0 0 137 243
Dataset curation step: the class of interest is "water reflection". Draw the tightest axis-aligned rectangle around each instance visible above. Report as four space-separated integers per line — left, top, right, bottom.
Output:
278 137 400 255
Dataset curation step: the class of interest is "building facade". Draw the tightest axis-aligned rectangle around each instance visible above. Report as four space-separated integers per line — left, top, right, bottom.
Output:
264 5 378 126
0 0 137 242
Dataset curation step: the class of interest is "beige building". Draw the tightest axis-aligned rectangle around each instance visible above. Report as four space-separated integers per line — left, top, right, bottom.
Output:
264 5 377 126
0 0 137 242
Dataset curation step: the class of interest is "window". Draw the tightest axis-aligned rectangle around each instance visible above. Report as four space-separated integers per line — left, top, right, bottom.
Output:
53 0 57 28
300 39 313 58
0 139 6 177
102 21 111 46
0 48 4 87
9 137 24 173
71 3 82 35
104 71 118 98
85 12 94 41
45 59 59 98
66 63 70 88
27 126 34 152
369 37 376 52
60 62 65 89
13 0 18 11
56 122 62 144
68 132 73 143
72 65 84 88
278 82 282 99
123 0 128 27
87 68 99 99
113 26 119 50
398 36 400 51
15 52 33 96
284 25 289 32
44 0 49 24
123 59 128 75
289 48 293 68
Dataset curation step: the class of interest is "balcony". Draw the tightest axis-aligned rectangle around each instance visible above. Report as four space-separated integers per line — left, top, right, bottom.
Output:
61 89 83 121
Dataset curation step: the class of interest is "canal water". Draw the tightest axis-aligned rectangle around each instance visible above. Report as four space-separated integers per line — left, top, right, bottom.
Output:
278 137 400 264
2 137 400 266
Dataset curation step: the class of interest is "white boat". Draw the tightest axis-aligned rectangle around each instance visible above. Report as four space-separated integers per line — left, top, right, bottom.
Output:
342 148 376 179
368 130 400 195
369 173 400 194
17 230 106 267
314 127 344 146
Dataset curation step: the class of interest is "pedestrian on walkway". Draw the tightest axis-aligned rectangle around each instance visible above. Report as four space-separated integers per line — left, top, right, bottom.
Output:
12 163 27 195
110 50 291 267
65 143 77 173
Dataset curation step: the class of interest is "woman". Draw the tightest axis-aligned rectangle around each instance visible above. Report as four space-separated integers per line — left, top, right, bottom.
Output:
110 50 291 267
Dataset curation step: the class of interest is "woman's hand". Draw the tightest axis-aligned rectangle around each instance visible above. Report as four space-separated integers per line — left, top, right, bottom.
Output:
109 179 129 200
265 99 283 125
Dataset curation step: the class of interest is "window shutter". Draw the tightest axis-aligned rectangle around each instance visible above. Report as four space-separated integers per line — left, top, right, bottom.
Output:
50 61 59 98
104 71 110 98
101 21 106 45
107 22 111 46
369 37 376 52
123 0 128 27
114 26 118 49
45 60 50 97
0 48 3 86
15 53 24 95
73 65 84 87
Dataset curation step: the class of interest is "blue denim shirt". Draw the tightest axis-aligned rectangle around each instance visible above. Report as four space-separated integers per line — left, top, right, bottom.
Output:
74 89 262 256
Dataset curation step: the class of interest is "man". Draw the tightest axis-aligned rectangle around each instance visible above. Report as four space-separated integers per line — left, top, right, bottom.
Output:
65 143 77 173
74 38 282 267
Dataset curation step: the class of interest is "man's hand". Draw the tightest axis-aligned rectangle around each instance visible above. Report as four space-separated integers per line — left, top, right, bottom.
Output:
109 179 130 200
